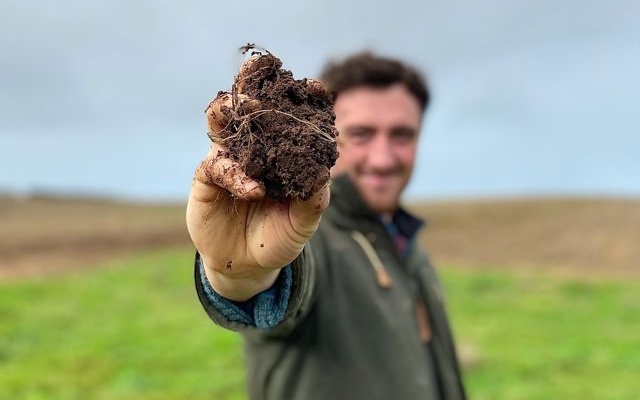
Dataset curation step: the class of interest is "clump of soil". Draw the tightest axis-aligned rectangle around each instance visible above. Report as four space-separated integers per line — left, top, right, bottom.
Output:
207 46 339 200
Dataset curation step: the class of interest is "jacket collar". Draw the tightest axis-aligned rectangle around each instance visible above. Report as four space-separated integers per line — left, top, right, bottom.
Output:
326 174 424 238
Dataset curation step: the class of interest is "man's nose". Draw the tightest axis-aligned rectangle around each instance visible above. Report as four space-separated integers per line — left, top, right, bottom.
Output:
367 134 396 170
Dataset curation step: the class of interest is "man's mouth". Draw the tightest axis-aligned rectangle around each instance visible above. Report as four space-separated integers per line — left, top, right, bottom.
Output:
361 172 397 187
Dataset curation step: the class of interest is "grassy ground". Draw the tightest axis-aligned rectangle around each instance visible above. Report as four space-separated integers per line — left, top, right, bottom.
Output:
444 266 639 400
1 248 638 399
0 248 245 400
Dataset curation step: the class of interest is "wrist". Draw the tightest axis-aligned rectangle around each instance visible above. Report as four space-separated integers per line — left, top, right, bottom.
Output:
202 260 281 302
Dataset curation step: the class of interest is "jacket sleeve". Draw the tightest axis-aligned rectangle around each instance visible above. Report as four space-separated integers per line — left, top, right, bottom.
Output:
194 244 319 338
195 253 293 329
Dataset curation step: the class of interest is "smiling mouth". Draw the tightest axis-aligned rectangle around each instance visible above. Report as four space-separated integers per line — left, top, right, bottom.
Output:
362 173 398 185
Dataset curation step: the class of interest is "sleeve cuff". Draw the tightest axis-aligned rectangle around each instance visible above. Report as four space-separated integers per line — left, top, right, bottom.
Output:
197 257 293 330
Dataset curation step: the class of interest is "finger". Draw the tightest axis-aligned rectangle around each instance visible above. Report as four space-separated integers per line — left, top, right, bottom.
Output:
289 174 331 239
306 78 332 102
205 92 261 140
205 92 231 135
194 143 265 201
235 54 281 93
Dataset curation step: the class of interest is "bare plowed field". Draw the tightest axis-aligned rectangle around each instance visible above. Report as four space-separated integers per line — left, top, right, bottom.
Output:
2 194 638 279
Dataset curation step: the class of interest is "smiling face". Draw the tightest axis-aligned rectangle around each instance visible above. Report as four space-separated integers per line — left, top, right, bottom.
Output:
331 84 423 215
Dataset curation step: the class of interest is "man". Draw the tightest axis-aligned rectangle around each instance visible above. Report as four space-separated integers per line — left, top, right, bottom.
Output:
186 52 466 400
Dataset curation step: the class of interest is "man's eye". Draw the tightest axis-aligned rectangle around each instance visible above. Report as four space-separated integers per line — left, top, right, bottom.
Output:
392 130 417 143
348 131 372 143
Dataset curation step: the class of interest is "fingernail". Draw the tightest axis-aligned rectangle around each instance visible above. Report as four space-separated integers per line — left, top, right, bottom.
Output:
243 180 265 199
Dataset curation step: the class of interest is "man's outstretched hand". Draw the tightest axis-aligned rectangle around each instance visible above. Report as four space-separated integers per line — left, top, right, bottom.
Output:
186 94 330 302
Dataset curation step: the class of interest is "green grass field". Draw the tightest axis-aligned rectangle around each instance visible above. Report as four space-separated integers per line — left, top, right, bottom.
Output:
1 248 638 400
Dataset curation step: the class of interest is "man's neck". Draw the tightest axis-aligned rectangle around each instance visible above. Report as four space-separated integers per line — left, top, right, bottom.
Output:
379 212 394 224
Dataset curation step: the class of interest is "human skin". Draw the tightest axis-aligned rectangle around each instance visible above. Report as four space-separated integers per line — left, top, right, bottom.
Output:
331 84 423 219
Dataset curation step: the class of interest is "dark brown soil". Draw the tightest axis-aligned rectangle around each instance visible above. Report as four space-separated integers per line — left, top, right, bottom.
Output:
212 50 339 200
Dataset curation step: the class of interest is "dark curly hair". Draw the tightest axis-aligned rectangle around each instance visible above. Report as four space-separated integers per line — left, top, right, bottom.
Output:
319 52 430 111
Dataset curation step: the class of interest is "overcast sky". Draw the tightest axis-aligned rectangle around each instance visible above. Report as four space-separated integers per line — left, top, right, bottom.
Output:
1 0 638 201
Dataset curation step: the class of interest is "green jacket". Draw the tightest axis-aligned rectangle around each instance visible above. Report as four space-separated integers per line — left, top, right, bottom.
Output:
195 175 466 400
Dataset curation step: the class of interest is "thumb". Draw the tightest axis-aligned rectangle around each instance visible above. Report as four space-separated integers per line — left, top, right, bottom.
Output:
289 182 330 240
